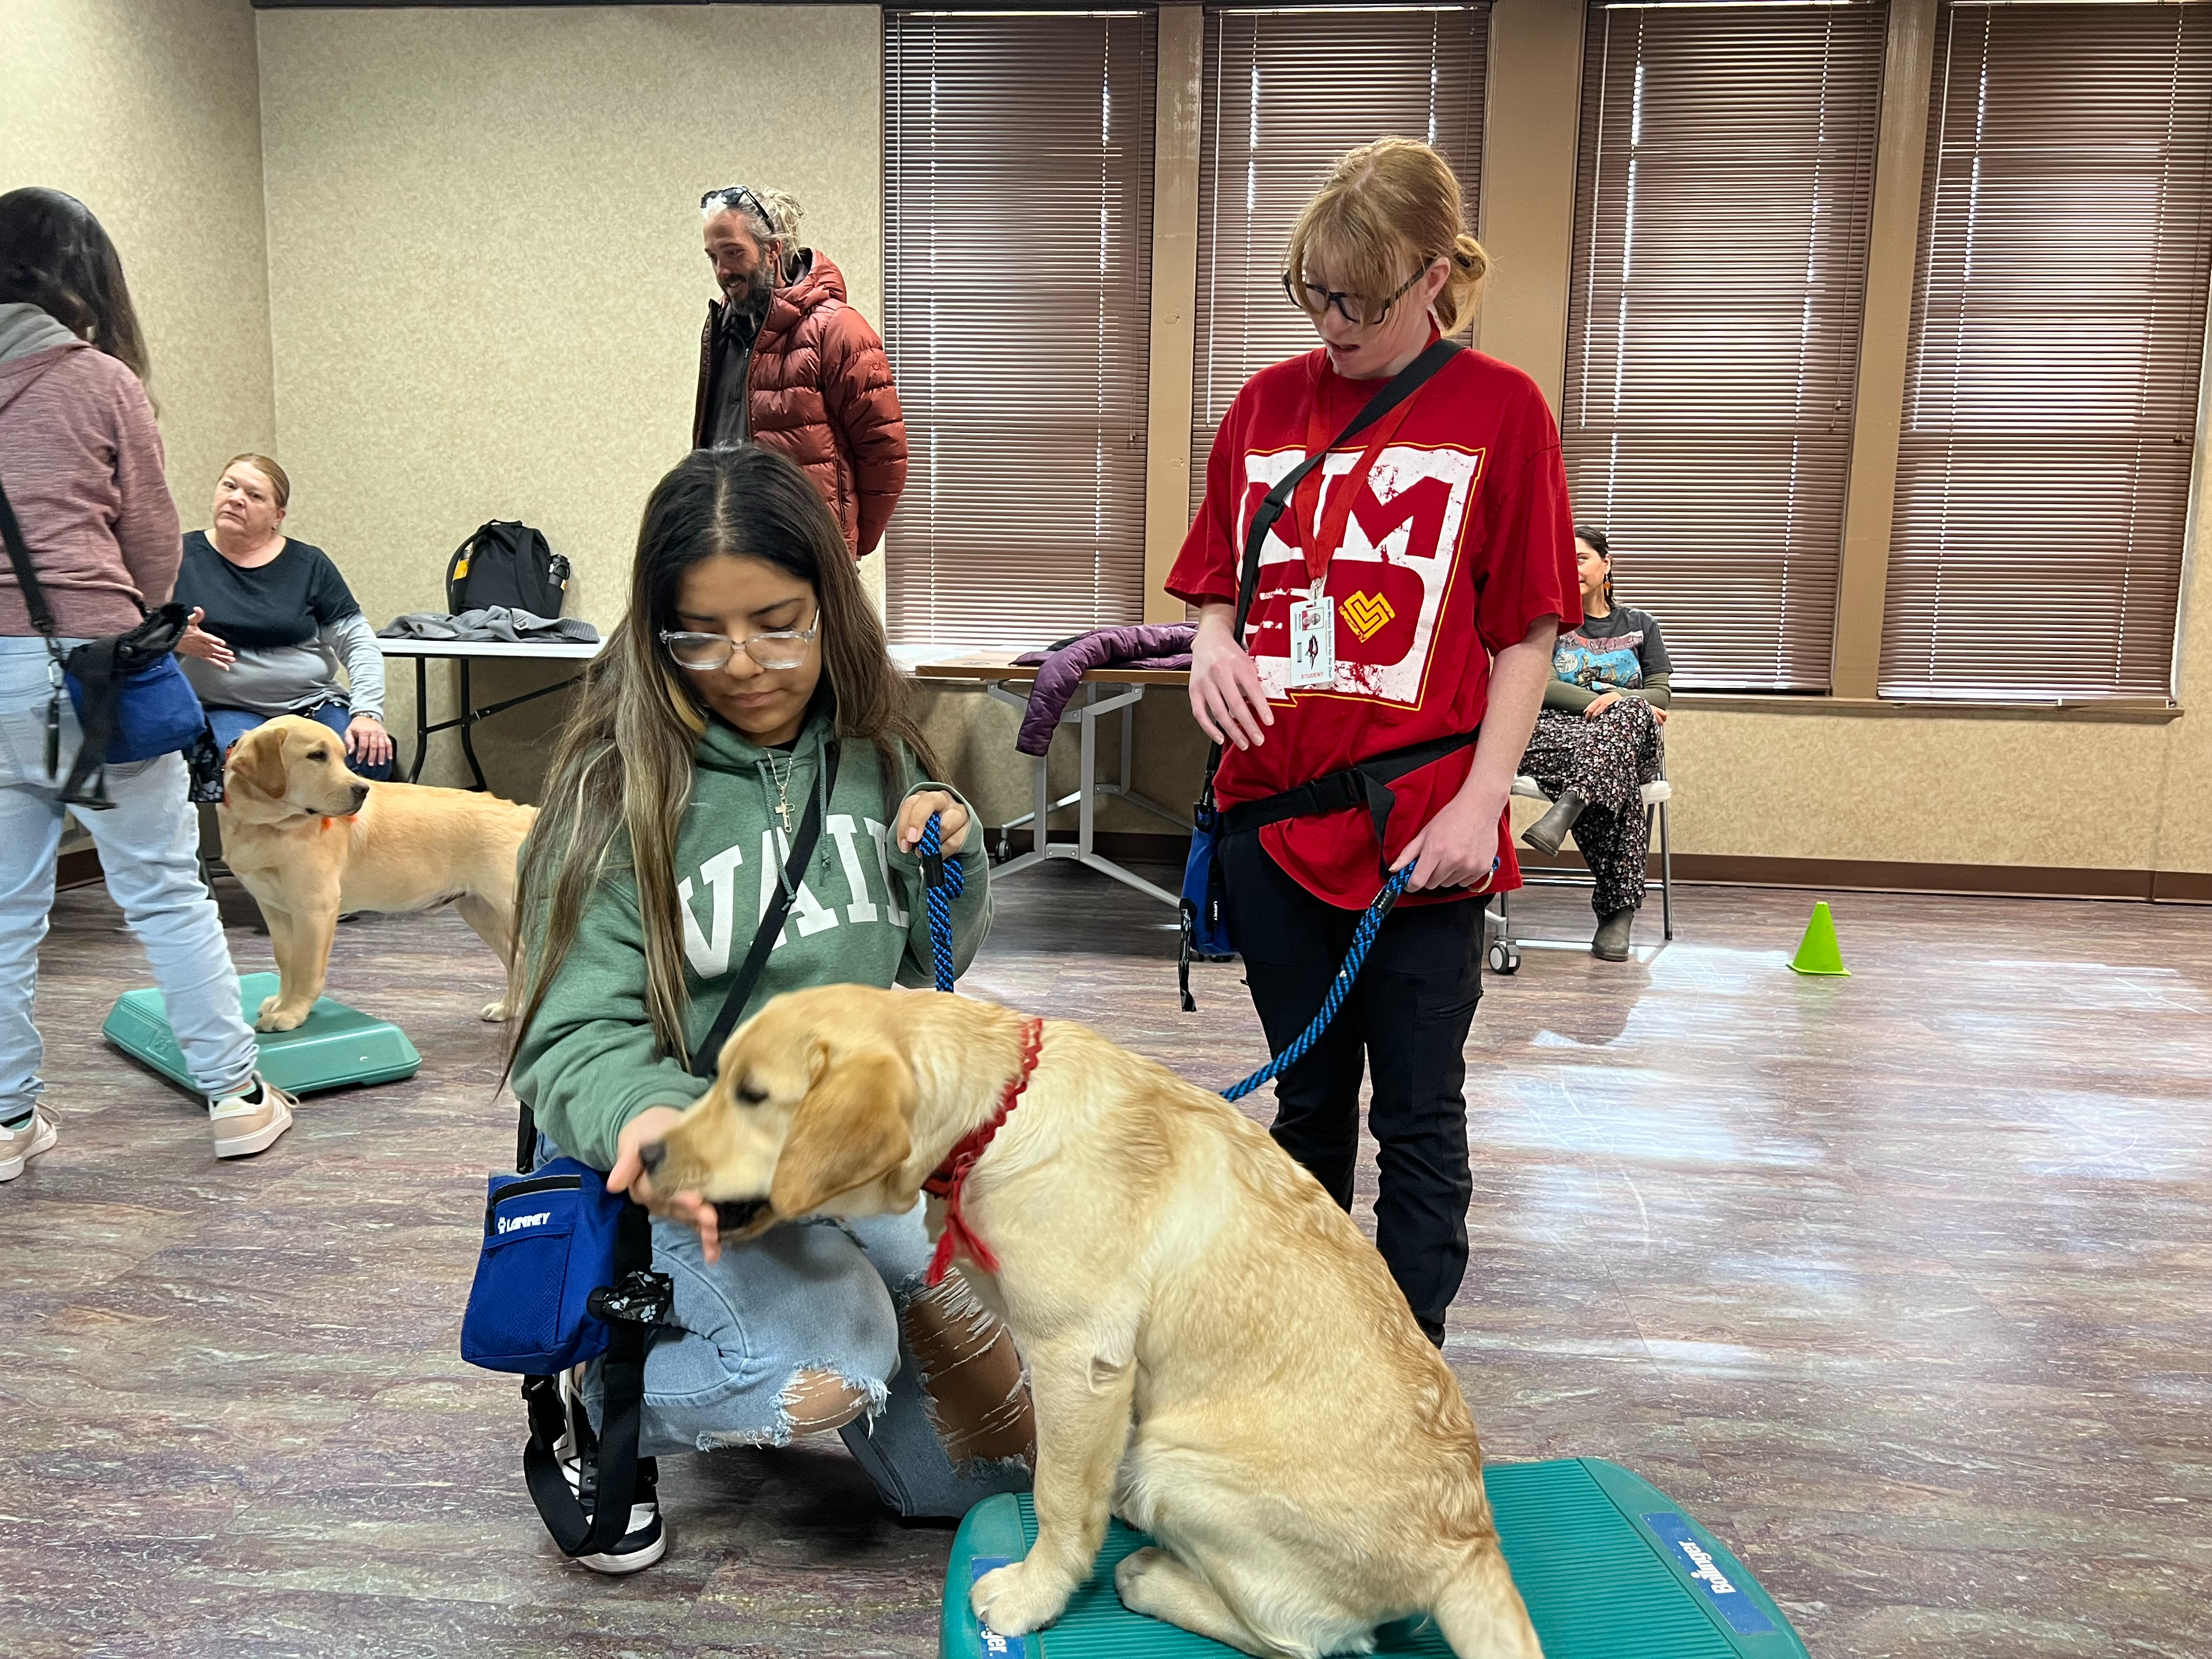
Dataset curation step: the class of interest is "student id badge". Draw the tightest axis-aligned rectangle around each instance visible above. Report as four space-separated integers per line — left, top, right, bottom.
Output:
1289 595 1336 688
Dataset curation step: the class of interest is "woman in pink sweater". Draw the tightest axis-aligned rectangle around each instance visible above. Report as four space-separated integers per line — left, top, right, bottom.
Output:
0 187 294 1182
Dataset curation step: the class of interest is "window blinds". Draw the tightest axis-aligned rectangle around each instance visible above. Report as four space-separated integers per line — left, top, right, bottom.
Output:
1190 7 1489 521
1561 0 1886 691
1880 1 2212 702
882 11 1158 646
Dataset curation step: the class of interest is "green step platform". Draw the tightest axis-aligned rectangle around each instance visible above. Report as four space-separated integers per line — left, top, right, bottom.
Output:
942 1459 1806 1658
103 971 420 1096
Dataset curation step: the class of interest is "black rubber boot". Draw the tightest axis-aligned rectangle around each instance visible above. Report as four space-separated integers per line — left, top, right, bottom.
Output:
1521 789 1589 858
1592 908 1635 961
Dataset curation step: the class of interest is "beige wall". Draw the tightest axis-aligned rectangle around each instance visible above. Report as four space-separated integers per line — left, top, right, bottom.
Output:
1 0 275 515
1474 0 1584 408
255 4 883 792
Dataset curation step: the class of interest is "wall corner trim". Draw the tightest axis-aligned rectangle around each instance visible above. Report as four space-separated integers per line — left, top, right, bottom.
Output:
1144 5 1206 622
1832 0 1940 700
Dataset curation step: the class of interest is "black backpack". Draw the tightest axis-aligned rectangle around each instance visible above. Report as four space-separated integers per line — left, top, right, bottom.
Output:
445 521 570 618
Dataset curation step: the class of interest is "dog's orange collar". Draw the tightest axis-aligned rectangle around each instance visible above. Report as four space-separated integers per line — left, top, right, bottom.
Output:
921 1015 1043 1286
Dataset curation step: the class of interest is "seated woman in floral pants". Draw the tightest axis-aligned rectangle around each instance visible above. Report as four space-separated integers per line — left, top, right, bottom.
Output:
1517 526 1670 961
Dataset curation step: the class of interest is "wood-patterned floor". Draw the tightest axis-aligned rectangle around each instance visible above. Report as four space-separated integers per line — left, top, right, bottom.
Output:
1 869 2207 1658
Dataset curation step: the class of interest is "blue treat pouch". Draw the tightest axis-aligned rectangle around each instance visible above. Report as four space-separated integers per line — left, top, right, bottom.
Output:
1177 798 1236 1012
461 1158 628 1375
64 652 206 763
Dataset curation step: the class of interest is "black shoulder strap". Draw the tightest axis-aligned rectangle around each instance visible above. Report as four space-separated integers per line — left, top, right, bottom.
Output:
518 1198 656 1558
1200 338 1464 805
1 470 114 806
689 738 840 1078
0 471 60 639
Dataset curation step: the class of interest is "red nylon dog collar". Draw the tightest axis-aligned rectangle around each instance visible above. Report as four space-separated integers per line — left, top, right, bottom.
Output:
921 1015 1044 1286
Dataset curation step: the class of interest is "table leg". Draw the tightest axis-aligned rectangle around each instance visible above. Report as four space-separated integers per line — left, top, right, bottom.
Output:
978 677 1180 907
457 658 489 791
1076 690 1099 856
407 656 430 783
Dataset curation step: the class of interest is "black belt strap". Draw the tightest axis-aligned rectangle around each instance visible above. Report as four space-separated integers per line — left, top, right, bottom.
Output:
1220 727 1480 865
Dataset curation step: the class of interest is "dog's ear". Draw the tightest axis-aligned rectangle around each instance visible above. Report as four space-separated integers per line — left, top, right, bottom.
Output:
227 726 287 801
770 1049 916 1218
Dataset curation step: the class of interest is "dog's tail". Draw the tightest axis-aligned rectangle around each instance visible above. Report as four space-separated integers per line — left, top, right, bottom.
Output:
1432 1540 1543 1658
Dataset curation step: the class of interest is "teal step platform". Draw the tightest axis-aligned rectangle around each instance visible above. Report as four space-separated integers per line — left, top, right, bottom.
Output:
103 971 420 1096
942 1459 1807 1658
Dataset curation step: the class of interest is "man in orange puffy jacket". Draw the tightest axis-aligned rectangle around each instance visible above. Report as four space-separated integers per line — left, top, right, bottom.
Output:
692 185 908 559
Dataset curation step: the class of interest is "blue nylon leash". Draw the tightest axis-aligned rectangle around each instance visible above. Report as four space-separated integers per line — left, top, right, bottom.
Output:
1218 864 1414 1102
1216 853 1498 1102
917 813 964 994
918 823 1474 1105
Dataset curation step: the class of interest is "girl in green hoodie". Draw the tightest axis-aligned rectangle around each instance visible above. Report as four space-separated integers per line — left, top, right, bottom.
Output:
508 446 1032 1571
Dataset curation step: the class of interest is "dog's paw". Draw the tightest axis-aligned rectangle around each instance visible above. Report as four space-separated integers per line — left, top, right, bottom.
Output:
254 997 308 1034
1114 1546 1171 1605
479 1000 511 1023
971 1560 1070 1638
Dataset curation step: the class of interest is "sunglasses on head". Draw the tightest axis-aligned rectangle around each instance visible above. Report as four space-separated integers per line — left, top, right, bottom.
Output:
701 185 772 224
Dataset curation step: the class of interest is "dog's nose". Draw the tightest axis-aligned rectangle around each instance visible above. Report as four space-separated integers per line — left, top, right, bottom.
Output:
639 1140 665 1175
349 784 369 809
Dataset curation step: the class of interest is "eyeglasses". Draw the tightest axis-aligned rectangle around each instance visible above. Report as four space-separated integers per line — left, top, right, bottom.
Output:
659 618 819 673
701 185 772 225
1281 266 1428 327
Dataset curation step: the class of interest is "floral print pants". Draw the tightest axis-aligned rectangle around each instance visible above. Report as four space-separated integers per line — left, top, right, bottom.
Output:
1519 699 1665 917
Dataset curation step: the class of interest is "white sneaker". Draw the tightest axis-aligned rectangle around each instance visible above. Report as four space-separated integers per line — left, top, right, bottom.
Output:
207 1073 296 1159
0 1106 59 1183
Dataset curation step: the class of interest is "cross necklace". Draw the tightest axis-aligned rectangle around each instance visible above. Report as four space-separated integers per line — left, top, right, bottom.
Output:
766 752 796 834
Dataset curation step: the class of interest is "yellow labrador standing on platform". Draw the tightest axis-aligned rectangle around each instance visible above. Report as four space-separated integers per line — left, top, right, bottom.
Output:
217 715 537 1031
641 985 1543 1659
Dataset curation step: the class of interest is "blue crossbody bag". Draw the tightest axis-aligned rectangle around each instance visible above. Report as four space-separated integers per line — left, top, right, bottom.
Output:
461 1160 639 1374
0 470 207 811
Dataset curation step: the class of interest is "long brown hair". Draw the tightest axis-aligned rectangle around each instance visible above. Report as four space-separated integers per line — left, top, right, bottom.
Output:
510 445 940 1065
0 188 153 386
1285 138 1487 335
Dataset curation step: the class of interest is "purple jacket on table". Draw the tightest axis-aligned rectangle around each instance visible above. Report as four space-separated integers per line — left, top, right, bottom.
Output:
1012 622 1195 757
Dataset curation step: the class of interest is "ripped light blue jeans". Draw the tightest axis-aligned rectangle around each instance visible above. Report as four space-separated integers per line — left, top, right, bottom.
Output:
0 637 260 1118
540 1133 1031 1519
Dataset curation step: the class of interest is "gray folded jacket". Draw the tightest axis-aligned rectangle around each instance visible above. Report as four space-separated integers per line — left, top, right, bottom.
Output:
378 606 600 644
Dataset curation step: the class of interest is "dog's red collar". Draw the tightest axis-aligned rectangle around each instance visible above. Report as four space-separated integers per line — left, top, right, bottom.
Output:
921 1015 1043 1286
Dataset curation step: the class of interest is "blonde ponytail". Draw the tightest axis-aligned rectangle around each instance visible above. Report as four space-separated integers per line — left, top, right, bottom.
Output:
1437 232 1489 335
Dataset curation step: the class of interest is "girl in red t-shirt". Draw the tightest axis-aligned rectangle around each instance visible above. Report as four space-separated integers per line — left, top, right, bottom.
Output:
1168 139 1578 1347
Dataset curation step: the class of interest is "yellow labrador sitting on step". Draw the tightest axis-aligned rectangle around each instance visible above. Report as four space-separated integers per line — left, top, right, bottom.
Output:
640 985 1542 1659
217 715 537 1031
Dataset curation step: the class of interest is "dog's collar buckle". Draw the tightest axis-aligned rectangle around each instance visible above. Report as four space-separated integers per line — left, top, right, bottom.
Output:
922 1015 1043 1286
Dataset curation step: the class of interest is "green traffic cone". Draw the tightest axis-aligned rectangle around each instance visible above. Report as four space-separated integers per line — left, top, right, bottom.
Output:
1788 901 1849 976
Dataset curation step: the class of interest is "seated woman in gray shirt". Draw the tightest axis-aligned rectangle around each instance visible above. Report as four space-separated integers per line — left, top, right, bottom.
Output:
1517 526 1670 961
172 454 393 780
